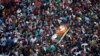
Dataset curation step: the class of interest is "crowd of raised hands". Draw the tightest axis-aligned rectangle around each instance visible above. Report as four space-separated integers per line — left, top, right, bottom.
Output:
0 0 100 56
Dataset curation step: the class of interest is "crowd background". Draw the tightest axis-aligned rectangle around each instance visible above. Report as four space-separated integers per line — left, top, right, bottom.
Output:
0 0 100 56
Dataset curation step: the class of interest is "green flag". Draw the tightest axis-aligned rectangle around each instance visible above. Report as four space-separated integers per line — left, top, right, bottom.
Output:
51 26 70 43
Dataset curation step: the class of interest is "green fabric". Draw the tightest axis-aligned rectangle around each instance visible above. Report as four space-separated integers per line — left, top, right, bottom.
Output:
55 36 61 41
15 27 18 32
42 0 49 3
23 32 29 38
46 46 51 52
33 41 40 47
50 45 56 51
35 31 39 38
54 0 59 4
46 45 56 52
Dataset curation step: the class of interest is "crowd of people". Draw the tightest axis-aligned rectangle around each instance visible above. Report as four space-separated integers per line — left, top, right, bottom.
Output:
0 0 100 56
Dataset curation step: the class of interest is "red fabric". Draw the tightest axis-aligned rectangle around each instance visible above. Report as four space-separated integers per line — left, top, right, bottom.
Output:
98 29 100 37
14 0 20 3
0 0 8 3
36 44 40 49
34 0 41 8
33 8 39 15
